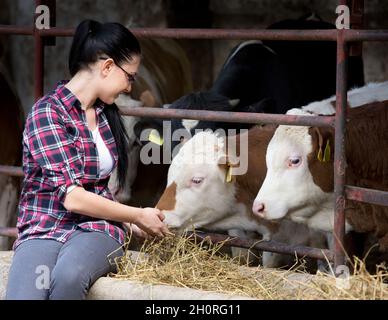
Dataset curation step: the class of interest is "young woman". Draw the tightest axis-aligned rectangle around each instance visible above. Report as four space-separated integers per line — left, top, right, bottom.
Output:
6 19 170 300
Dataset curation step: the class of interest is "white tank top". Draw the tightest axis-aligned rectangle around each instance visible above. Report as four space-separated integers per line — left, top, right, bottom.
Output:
66 127 114 195
91 127 114 176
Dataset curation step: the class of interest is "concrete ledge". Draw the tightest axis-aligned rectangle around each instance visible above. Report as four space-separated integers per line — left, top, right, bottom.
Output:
0 251 12 299
87 277 252 300
0 251 252 300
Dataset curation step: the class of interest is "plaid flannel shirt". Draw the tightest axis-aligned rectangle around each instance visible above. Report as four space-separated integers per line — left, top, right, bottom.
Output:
14 81 126 249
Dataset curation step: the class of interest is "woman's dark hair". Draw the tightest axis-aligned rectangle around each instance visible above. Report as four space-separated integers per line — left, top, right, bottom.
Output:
69 19 141 192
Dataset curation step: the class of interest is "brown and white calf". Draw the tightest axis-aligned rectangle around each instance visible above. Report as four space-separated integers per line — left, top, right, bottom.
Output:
156 126 327 267
253 81 388 251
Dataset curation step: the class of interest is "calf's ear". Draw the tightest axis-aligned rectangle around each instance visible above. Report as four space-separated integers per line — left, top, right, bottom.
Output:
217 154 240 183
217 154 240 167
310 127 334 162
307 127 335 192
156 182 177 211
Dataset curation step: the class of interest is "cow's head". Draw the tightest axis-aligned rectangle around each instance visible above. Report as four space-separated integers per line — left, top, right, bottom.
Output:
156 131 240 231
253 109 334 222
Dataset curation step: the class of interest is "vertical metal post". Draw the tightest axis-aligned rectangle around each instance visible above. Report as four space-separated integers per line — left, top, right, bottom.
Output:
34 0 44 101
334 28 348 270
349 0 364 56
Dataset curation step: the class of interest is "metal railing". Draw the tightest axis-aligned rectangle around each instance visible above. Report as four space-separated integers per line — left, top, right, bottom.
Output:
1 0 388 271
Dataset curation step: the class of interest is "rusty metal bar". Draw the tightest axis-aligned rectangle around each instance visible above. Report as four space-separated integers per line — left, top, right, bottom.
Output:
34 0 44 101
344 30 388 41
0 25 383 42
333 29 348 270
0 227 17 238
0 165 24 177
345 186 388 207
185 231 334 261
35 27 388 42
132 28 337 41
33 27 388 42
0 25 34 35
119 106 335 127
37 27 339 40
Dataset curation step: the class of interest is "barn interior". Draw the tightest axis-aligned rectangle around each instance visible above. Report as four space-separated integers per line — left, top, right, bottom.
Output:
0 0 388 300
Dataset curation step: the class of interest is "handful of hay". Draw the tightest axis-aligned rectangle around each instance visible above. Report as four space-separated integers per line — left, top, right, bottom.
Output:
109 232 388 300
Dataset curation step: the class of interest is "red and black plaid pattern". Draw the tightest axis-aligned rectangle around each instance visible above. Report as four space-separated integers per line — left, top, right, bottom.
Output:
14 81 126 249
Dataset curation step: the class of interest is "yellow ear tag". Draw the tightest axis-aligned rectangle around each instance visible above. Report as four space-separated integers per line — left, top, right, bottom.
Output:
317 147 323 162
226 165 233 183
148 129 163 146
323 140 331 162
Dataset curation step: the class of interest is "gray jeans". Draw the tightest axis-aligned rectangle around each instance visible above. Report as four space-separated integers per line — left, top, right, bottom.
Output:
6 230 124 300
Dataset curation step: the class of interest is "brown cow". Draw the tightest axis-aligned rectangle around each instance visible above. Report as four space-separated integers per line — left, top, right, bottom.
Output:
253 81 388 257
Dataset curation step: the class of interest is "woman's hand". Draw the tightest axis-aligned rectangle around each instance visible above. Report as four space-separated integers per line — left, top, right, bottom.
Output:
123 222 149 239
133 207 171 237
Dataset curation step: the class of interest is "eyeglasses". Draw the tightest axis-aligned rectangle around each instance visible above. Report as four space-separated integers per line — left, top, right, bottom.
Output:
99 57 136 83
116 63 137 83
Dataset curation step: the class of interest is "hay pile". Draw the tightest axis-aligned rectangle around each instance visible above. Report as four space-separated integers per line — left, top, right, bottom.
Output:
110 233 388 300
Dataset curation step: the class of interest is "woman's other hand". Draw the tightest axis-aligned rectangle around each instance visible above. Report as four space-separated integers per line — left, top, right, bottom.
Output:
133 207 171 237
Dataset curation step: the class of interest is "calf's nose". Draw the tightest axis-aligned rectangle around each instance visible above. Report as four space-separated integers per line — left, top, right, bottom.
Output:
252 201 266 218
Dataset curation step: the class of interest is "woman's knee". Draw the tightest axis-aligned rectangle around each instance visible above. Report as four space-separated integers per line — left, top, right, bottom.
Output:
49 264 91 299
6 240 61 300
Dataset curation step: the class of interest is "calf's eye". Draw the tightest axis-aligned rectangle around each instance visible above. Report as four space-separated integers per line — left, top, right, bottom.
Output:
191 177 204 185
287 156 302 168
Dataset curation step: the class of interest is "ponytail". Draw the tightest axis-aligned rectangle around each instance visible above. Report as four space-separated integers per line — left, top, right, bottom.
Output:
103 103 129 192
